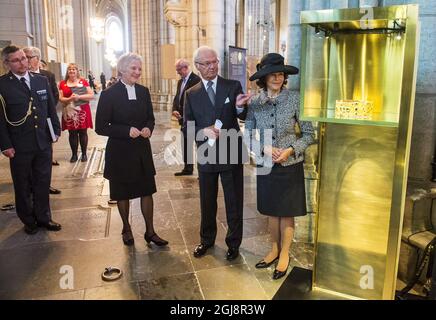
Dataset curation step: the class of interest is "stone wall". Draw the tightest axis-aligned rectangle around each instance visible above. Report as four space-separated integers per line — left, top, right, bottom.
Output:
0 0 28 47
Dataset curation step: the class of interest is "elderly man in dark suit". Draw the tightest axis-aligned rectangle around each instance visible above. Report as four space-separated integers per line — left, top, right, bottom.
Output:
184 46 251 261
23 46 61 195
0 45 61 235
172 59 201 176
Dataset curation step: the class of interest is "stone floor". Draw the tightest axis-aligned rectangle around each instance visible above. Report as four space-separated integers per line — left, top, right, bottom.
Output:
0 97 314 300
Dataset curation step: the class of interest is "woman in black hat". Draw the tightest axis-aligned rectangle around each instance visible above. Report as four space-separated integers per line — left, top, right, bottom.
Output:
244 53 314 280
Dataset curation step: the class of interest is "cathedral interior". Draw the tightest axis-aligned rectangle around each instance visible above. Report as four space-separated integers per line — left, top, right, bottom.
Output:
0 0 435 301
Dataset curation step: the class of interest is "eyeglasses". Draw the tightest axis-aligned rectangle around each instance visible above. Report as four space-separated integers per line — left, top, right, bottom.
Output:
195 60 219 68
6 56 28 64
26 55 37 60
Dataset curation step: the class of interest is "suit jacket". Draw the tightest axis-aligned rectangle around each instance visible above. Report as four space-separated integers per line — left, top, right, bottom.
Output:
0 72 61 153
95 81 156 182
39 69 59 105
184 76 248 173
172 72 201 126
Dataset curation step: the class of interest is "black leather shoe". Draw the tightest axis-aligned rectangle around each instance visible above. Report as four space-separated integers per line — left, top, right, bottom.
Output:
226 247 239 261
122 230 134 246
24 223 38 235
174 170 193 176
272 257 290 280
255 256 279 269
81 154 88 162
70 154 78 163
193 243 213 258
144 233 168 246
49 186 61 195
52 160 60 166
37 220 62 231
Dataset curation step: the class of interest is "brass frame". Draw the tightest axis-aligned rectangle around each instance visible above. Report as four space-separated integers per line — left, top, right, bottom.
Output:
300 5 419 300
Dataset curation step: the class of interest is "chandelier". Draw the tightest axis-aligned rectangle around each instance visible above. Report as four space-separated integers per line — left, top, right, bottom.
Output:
89 17 105 43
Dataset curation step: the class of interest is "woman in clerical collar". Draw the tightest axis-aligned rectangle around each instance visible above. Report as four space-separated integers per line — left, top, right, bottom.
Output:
95 53 168 248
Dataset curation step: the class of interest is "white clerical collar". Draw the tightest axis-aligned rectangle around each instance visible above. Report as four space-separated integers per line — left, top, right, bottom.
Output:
201 76 217 92
121 79 137 100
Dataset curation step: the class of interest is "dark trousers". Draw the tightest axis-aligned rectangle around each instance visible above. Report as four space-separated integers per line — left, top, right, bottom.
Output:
9 147 52 226
198 165 244 248
181 127 193 172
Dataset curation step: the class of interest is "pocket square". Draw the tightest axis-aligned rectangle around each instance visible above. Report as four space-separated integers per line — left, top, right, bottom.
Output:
225 97 230 104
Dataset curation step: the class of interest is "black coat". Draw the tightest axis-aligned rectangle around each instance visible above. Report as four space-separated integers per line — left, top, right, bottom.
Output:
39 69 59 105
0 72 61 152
184 76 248 173
172 72 201 126
95 81 156 182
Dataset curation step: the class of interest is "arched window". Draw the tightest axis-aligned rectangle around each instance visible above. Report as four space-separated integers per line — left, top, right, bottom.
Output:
105 16 124 52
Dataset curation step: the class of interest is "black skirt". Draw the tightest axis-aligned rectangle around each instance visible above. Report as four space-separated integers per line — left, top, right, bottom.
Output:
257 161 307 217
109 175 156 201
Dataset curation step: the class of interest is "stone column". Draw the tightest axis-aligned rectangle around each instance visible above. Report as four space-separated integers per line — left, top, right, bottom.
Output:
131 0 173 106
381 0 436 183
164 0 190 61
245 0 271 58
72 0 91 73
287 0 305 90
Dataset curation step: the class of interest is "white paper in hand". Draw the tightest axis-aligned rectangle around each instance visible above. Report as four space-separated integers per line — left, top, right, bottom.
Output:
208 119 223 147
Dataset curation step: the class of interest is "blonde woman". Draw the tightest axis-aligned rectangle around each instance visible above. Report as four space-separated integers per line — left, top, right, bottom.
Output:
59 63 94 162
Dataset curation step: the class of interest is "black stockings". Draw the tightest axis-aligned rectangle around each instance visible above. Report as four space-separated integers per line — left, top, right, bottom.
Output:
69 129 88 156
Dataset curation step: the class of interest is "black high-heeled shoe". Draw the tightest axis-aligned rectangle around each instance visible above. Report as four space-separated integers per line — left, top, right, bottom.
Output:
70 154 78 163
122 230 134 246
144 233 168 246
255 256 279 269
272 256 290 280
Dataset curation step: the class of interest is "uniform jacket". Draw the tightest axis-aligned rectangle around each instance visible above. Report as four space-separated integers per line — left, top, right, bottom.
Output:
0 72 61 152
95 81 156 182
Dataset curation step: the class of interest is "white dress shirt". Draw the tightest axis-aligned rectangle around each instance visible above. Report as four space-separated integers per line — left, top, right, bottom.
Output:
13 72 31 90
200 76 244 114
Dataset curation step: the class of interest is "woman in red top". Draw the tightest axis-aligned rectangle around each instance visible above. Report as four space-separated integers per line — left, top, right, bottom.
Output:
59 63 94 162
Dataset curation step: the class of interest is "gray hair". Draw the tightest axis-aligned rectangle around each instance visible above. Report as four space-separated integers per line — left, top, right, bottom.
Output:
117 52 143 75
23 46 41 60
193 46 218 63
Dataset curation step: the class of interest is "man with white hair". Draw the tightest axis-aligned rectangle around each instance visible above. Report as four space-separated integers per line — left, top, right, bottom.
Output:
184 46 252 261
23 46 61 195
172 59 201 176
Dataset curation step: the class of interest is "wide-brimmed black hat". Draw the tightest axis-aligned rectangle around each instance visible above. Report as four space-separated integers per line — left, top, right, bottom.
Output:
249 53 299 81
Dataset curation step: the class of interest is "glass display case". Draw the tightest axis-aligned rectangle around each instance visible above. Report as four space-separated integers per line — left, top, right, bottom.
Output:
299 5 420 300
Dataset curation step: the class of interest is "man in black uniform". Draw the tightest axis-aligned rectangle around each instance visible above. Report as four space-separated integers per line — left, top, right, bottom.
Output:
172 59 201 176
0 45 62 234
23 46 61 195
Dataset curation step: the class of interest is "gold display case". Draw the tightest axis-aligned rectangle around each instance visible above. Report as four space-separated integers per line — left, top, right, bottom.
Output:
300 5 420 300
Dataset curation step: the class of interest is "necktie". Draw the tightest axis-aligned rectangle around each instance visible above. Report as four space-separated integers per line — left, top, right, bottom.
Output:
207 81 215 106
20 77 31 95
